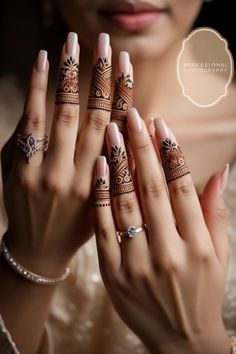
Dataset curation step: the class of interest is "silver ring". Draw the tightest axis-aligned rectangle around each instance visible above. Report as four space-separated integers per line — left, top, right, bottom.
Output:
17 133 48 160
117 224 146 242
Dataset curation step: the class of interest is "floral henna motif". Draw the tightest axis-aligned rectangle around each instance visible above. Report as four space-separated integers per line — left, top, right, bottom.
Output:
93 178 110 207
160 139 190 183
110 145 135 196
87 57 112 112
111 74 133 133
55 56 79 105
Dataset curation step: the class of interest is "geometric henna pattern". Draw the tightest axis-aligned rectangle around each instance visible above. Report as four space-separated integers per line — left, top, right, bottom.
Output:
111 73 133 134
87 57 112 112
92 177 111 207
160 138 190 183
110 145 135 196
55 56 79 105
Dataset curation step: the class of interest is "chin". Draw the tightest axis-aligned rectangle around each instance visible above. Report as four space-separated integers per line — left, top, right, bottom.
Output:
106 29 182 62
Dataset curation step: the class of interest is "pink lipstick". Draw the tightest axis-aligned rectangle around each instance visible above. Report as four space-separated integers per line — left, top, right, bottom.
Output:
99 2 166 32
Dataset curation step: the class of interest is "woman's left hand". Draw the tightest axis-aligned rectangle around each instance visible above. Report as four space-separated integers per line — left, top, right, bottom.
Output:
93 108 231 354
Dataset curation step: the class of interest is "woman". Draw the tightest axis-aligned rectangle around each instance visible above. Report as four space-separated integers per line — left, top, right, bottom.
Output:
0 0 236 353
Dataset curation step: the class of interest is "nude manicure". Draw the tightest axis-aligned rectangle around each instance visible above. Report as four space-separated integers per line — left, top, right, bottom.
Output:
107 122 121 145
36 50 47 72
118 51 130 75
97 33 110 58
154 118 169 141
96 156 107 177
127 108 143 132
219 164 229 194
65 32 78 57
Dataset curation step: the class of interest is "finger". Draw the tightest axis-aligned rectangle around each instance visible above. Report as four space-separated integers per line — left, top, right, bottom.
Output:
93 156 121 275
201 165 230 270
111 52 134 169
45 32 79 172
111 51 133 136
107 122 149 273
154 118 211 245
126 108 178 250
14 50 48 168
74 33 112 194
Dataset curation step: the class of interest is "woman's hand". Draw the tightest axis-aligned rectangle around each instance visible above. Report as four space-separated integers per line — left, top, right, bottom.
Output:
1 32 133 277
93 108 231 354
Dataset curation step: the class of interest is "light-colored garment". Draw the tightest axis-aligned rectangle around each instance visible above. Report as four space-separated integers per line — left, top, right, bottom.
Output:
0 161 236 354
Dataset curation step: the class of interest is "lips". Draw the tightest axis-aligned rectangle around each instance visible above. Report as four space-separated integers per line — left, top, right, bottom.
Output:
99 2 166 32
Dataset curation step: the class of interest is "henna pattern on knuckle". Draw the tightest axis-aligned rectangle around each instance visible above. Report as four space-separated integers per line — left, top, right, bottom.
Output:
160 138 190 183
93 178 111 207
87 57 112 112
55 56 79 105
111 74 133 134
110 145 135 196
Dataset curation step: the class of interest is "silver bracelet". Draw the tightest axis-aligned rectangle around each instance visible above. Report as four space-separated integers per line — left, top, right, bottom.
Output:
230 336 236 354
1 240 70 286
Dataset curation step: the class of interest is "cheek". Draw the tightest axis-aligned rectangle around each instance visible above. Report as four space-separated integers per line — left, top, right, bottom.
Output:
169 0 203 36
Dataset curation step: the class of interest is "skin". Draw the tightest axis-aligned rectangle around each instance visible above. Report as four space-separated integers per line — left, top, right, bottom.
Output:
94 113 231 354
0 0 235 353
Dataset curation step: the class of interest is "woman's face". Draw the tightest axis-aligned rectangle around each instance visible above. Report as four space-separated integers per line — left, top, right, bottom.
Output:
57 0 203 60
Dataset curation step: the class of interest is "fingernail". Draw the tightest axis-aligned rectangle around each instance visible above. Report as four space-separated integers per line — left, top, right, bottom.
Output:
219 164 229 194
154 118 169 141
36 50 47 72
127 108 142 132
97 33 110 57
118 51 130 75
107 122 121 145
65 32 78 57
96 156 107 176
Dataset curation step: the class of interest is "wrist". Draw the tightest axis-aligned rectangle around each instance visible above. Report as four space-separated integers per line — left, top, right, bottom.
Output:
148 324 231 354
184 324 231 354
1 232 72 280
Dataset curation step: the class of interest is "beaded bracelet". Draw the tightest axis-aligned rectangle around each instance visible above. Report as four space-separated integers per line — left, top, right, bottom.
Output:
230 336 236 354
1 240 70 286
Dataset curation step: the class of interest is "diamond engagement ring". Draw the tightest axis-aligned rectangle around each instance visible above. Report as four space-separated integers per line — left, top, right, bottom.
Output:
17 133 48 161
117 224 146 242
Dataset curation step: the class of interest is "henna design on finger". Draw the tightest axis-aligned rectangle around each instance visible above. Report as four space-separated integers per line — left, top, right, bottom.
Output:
87 58 112 112
110 145 135 196
93 177 111 207
55 57 79 105
111 74 133 134
160 139 190 183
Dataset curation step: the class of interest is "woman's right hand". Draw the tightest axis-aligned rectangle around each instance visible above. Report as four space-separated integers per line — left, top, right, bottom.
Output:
1 32 133 277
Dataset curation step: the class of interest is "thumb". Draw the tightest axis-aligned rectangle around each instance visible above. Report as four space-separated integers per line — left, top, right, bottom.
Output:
200 164 230 272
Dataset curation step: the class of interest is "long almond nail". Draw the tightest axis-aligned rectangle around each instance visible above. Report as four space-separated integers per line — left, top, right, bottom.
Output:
107 123 121 145
219 164 229 194
96 156 107 176
127 108 142 132
97 33 110 58
118 51 130 76
36 50 47 72
154 118 169 141
65 32 78 57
